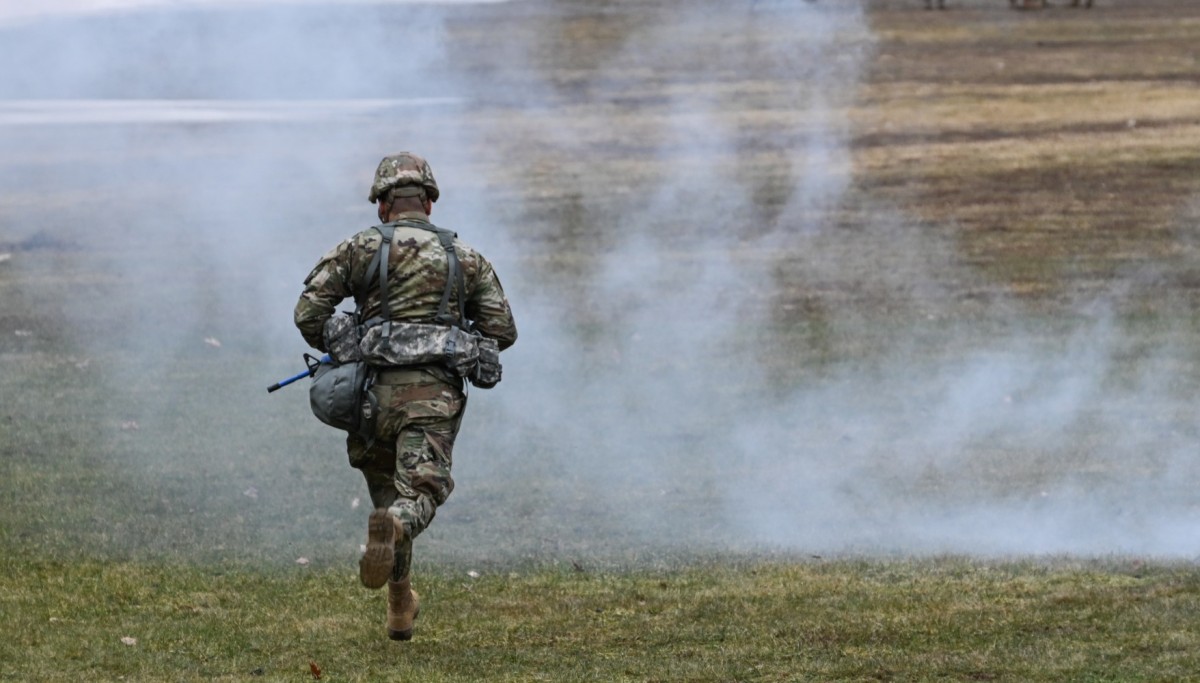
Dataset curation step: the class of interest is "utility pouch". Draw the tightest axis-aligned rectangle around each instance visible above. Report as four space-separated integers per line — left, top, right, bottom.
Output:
307 354 377 443
470 336 502 389
323 313 364 363
359 322 481 377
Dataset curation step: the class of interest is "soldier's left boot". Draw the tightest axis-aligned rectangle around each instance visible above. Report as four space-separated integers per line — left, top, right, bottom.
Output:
387 576 421 641
360 509 403 589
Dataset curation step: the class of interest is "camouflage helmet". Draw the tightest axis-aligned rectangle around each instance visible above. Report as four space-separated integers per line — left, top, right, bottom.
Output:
367 152 440 204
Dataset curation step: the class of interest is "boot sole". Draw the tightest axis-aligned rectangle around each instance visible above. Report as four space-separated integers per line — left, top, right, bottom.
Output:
359 509 396 589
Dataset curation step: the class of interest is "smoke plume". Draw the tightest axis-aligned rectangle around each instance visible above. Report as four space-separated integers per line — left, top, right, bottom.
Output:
2 0 1198 568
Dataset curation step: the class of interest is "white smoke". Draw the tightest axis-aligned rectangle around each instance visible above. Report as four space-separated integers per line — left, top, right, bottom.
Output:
460 0 1200 561
0 0 511 29
3 0 1198 566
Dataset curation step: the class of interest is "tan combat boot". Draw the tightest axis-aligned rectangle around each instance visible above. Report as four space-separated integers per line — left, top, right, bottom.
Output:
387 576 421 641
359 509 404 589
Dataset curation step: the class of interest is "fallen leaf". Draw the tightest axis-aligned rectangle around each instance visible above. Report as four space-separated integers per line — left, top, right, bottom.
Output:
203 337 222 348
296 557 310 566
120 421 140 431
350 497 360 510
309 661 322 680
121 636 137 646
0 253 11 264
243 486 259 499
14 330 31 337
467 570 481 579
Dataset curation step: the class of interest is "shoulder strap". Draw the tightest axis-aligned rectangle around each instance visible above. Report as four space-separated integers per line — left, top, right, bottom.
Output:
363 224 396 334
433 230 469 330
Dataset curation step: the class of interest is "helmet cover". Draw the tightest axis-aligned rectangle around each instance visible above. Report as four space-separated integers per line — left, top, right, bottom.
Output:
367 152 439 204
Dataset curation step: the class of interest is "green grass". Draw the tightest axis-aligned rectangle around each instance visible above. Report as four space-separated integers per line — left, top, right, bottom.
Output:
2 340 1197 680
3 554 1199 682
5 283 1198 681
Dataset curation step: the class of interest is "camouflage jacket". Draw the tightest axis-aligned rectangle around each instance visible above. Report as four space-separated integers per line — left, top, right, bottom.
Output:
294 211 518 353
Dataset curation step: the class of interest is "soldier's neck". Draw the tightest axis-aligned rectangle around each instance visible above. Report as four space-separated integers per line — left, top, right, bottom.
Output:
384 209 430 223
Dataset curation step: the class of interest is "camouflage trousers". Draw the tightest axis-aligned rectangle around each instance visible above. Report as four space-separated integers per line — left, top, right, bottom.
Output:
346 365 466 579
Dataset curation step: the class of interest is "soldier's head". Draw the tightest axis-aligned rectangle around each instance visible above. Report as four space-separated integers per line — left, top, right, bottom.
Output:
369 152 439 220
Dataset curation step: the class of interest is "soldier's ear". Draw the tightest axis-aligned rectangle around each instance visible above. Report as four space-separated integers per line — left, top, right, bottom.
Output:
423 197 433 216
377 200 389 222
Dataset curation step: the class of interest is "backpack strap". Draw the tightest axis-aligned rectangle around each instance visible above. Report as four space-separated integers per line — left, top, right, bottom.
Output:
362 224 397 334
431 229 469 331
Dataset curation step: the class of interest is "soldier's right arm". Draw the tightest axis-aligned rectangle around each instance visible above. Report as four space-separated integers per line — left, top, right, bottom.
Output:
294 239 356 351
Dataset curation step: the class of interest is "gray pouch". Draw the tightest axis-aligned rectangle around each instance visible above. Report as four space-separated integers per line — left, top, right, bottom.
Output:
360 322 480 374
469 336 502 389
308 355 377 442
323 313 364 363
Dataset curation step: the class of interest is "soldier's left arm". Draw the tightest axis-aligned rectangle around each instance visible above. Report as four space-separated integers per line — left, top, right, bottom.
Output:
466 254 517 351
294 239 356 351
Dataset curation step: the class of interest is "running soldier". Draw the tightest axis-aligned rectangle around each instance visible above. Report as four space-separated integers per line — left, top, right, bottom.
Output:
294 152 517 641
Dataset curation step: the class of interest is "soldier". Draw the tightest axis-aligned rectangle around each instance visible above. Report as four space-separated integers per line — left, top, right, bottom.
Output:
294 152 517 641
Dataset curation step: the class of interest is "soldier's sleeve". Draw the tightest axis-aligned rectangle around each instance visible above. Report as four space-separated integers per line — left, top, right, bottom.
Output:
294 239 355 351
467 255 518 351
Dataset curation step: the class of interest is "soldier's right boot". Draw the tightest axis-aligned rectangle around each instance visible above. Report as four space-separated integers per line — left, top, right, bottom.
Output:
359 509 403 589
387 576 421 641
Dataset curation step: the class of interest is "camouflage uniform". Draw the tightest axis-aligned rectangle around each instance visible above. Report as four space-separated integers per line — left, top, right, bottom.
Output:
294 153 517 580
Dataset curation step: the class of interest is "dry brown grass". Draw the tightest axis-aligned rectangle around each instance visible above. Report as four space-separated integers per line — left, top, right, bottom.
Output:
844 4 1200 307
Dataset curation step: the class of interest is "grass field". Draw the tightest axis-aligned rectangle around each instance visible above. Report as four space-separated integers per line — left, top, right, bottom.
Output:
5 554 1200 682
3 1 1200 680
